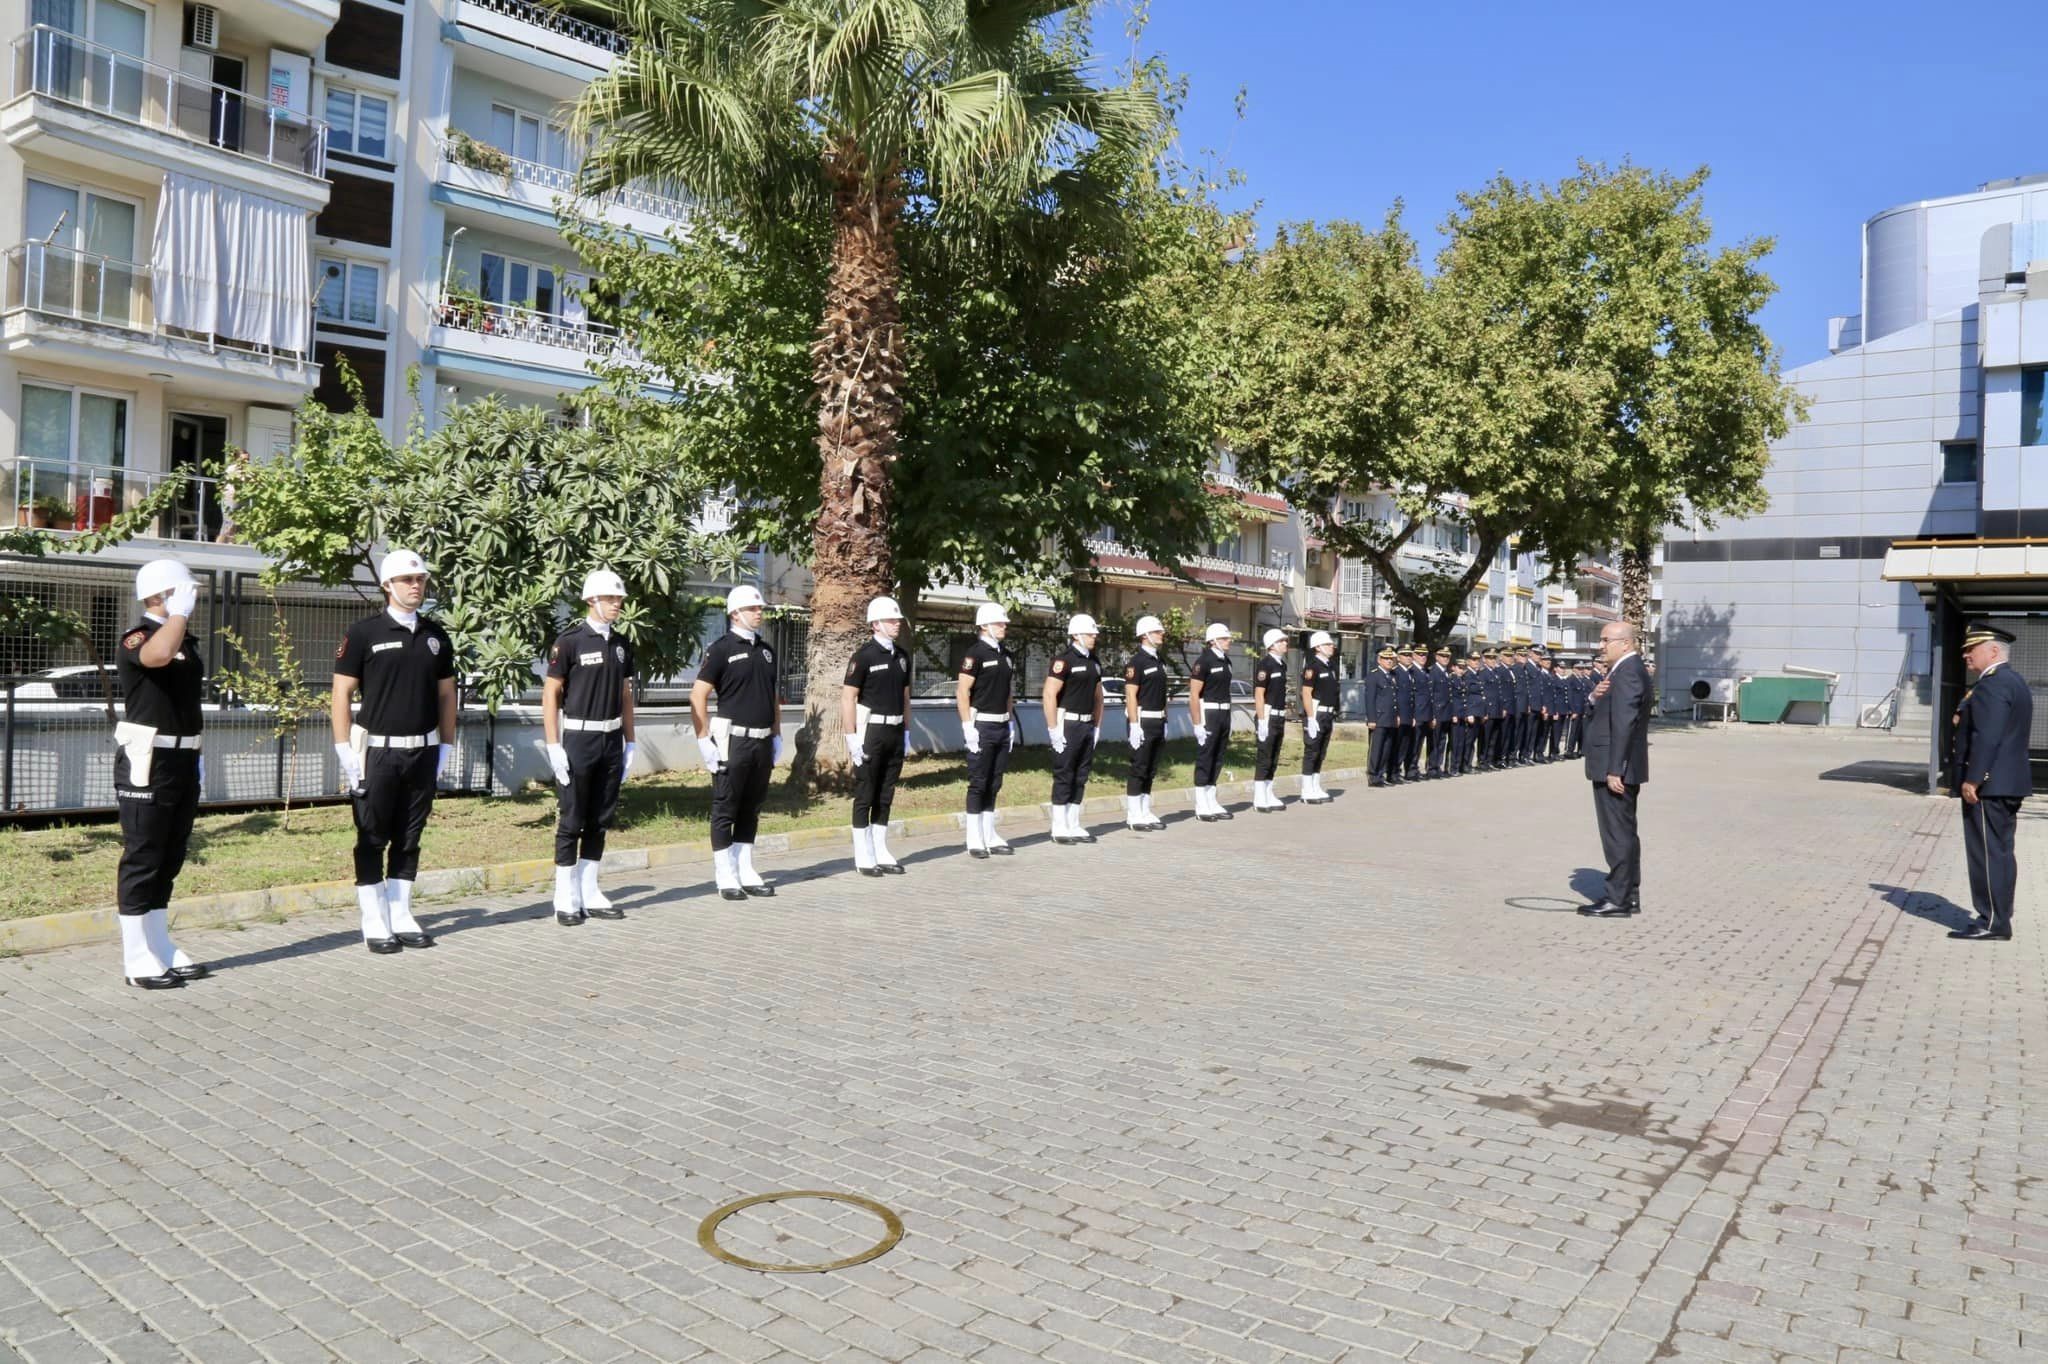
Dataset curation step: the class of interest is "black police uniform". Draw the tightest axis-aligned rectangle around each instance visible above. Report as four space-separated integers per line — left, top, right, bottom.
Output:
1954 656 2033 938
546 620 635 869
1191 646 1234 790
1392 662 1416 782
1300 655 1339 777
1487 662 1511 768
1425 659 1451 777
1449 668 1473 774
1363 663 1398 785
1048 644 1103 809
1253 650 1288 784
1124 647 1171 799
959 635 1017 817
337 610 455 887
698 629 779 851
845 635 912 832
1513 658 1536 763
114 616 204 916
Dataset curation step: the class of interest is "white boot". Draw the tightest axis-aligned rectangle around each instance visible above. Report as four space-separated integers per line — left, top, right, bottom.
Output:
734 843 771 896
713 845 743 898
120 914 171 983
577 859 614 911
853 824 880 874
982 810 1009 854
140 908 202 979
1069 803 1093 842
871 823 902 873
965 812 988 858
1142 793 1162 828
1125 795 1143 829
554 864 583 922
385 878 430 944
358 882 395 948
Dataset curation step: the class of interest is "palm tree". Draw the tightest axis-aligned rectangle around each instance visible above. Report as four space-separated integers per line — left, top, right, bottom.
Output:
572 0 1154 781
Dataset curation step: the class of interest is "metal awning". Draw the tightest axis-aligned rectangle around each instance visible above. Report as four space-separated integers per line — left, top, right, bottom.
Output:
1882 538 2048 609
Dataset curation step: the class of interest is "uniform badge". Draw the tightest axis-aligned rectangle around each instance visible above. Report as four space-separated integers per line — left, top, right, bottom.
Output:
334 642 347 659
963 657 976 670
122 629 148 650
551 644 561 660
1256 671 1268 684
1051 659 1066 675
615 645 626 663
761 648 773 662
427 636 442 656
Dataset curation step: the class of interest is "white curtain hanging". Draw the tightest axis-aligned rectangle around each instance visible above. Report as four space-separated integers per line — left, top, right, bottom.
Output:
151 172 312 355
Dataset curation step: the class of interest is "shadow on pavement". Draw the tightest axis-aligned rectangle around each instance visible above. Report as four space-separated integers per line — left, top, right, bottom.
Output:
1820 760 1926 793
1870 882 1976 931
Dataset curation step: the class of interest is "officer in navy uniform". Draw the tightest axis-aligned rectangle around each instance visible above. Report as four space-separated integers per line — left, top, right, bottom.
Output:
1534 651 1557 762
542 569 637 925
1950 620 2033 941
1473 650 1496 771
1250 628 1291 812
111 559 211 989
332 549 456 955
1189 622 1236 820
1449 654 1475 776
1515 647 1540 765
1122 615 1171 831
843 595 913 876
1426 646 1452 778
1391 646 1417 783
1298 630 1340 804
1364 646 1398 787
1488 649 1513 769
957 602 1020 858
1044 614 1105 845
1567 662 1590 758
692 585 782 900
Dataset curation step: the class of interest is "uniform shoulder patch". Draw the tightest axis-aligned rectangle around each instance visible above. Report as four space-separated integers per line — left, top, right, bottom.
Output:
335 642 347 659
122 628 148 650
550 643 562 660
1051 659 1066 674
1256 670 1268 683
962 657 976 670
1125 665 1138 680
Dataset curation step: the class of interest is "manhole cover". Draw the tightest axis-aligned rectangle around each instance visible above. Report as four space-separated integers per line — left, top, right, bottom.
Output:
698 1191 904 1274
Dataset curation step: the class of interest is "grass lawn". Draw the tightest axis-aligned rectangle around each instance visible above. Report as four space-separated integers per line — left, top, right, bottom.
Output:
1 733 1369 921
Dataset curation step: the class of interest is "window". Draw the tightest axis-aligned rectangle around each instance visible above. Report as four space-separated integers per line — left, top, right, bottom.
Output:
324 86 391 161
315 257 382 327
478 252 560 316
1941 441 1979 484
488 103 571 170
18 383 129 507
2024 369 2048 447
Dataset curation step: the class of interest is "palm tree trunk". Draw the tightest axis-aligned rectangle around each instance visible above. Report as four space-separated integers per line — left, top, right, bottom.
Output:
1620 535 1654 658
792 146 906 790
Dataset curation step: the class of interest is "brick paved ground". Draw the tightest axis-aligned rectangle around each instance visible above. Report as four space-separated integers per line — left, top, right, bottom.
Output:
0 727 2040 1363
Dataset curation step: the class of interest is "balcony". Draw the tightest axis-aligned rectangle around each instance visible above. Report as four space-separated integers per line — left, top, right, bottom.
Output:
1307 586 1335 617
244 3 344 53
1 242 316 402
434 134 690 245
426 291 651 394
449 0 625 96
3 456 237 548
1206 470 1288 521
3 28 330 210
1085 537 1287 600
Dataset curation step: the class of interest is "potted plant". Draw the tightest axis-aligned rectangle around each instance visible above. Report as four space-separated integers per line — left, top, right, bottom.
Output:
29 494 73 529
446 128 515 182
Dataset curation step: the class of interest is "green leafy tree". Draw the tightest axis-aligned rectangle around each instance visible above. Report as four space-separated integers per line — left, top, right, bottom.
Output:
216 598 328 828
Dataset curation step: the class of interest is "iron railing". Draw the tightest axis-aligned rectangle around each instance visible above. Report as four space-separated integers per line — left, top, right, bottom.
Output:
431 291 631 361
2 455 230 543
439 136 690 222
457 0 629 56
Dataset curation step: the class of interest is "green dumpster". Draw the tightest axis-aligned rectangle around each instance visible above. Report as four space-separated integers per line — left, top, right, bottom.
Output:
1738 676 1829 724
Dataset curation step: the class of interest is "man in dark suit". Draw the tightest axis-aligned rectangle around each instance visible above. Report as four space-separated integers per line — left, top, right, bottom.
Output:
1363 647 1399 787
1950 620 2033 941
1580 623 1651 917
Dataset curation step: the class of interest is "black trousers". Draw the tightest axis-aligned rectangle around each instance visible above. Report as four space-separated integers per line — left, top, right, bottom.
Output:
850 721 905 829
1426 721 1447 775
1489 714 1511 765
1401 723 1421 777
1050 720 1098 805
1193 711 1231 786
1568 714 1584 756
1591 780 1642 909
1516 711 1536 760
710 733 774 850
1368 725 1396 783
115 748 199 914
1452 720 1473 774
1300 717 1333 776
1254 717 1286 781
1126 719 1166 794
353 744 438 885
965 720 1011 814
554 731 625 866
1963 796 2022 933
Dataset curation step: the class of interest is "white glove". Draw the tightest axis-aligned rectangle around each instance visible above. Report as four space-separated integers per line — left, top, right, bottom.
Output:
621 740 636 776
1049 726 1067 755
963 724 981 755
437 743 454 780
1091 725 1101 749
1193 725 1209 746
165 581 197 619
697 736 722 772
773 735 782 764
546 742 571 786
846 733 865 766
1128 725 1144 752
1007 718 1020 750
197 755 206 788
334 742 362 791
902 730 910 757
1306 716 1321 740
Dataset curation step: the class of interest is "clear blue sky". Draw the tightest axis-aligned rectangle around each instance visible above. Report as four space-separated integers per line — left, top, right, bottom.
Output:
1106 0 2048 368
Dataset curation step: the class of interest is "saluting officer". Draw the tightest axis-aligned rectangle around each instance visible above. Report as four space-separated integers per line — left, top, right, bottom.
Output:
332 550 455 956
1251 628 1290 812
112 559 210 989
843 595 913 877
1044 614 1105 845
692 585 782 901
1298 630 1340 804
1364 646 1398 787
1951 620 2033 942
1426 646 1453 778
1190 622 1236 820
1122 615 1171 832
542 569 638 926
1391 646 1417 783
957 602 1020 858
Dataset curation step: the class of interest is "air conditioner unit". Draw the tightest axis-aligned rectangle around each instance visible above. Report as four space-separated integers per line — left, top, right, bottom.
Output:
1689 677 1735 704
188 4 220 51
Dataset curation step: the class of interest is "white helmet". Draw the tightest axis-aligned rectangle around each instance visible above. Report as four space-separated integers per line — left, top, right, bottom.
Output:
581 569 627 601
1134 614 1165 638
1309 630 1335 649
725 584 766 614
1067 613 1099 637
135 558 195 603
378 549 429 584
1203 622 1232 642
1262 628 1287 649
975 602 1009 627
867 595 904 624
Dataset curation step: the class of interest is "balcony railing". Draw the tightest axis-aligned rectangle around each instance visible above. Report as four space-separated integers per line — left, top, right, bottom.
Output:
1085 537 1287 586
432 291 632 362
12 27 328 178
1308 586 1335 615
4 456 230 544
439 137 690 223
460 0 628 55
2 241 315 370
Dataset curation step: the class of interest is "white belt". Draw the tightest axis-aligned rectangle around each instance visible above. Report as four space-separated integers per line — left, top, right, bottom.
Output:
972 711 1011 725
728 725 774 739
365 731 437 749
562 716 622 732
866 713 904 726
1202 700 1233 710
150 734 202 750
1138 709 1167 719
1062 711 1096 721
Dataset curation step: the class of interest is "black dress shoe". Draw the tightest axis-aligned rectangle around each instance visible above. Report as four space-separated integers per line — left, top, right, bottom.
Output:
1051 834 1076 846
1577 901 1631 917
1368 779 1385 788
170 962 209 980
989 844 1013 855
968 847 991 859
365 937 402 954
125 972 185 990
1073 830 1096 843
719 887 749 901
1214 808 1234 820
556 911 586 926
584 905 625 920
741 884 774 898
1949 925 2012 940
395 931 435 948
879 863 906 875
1197 812 1221 822
858 865 886 877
